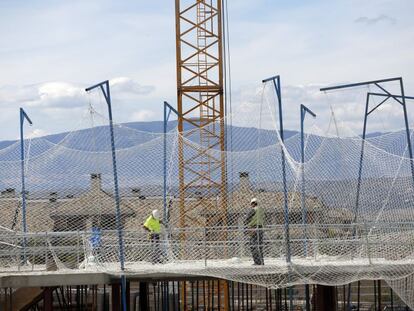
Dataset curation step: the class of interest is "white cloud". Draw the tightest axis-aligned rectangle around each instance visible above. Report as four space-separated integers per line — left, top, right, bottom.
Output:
355 14 397 25
35 82 86 108
0 84 39 104
0 82 86 109
110 77 154 96
0 78 155 111
230 80 414 137
26 128 49 139
0 0 413 140
130 109 156 122
38 82 81 99
0 77 158 139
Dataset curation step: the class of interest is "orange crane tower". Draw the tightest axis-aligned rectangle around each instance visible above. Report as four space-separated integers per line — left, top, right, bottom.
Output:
174 0 227 233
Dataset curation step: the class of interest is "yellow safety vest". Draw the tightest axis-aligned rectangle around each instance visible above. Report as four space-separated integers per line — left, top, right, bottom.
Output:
248 207 265 227
144 215 161 234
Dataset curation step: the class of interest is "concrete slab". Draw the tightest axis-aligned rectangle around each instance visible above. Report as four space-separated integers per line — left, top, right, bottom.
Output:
0 256 413 287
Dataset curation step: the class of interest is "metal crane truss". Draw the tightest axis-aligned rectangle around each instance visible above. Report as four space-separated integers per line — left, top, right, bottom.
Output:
175 0 227 231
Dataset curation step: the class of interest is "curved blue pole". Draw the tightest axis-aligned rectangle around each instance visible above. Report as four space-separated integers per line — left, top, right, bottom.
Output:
300 104 316 311
162 101 176 311
263 75 291 263
300 104 316 255
164 103 168 226
85 81 127 311
20 108 32 264
163 101 179 229
263 75 293 310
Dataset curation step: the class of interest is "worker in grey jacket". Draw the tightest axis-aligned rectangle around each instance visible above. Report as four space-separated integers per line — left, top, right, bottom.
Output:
244 198 265 265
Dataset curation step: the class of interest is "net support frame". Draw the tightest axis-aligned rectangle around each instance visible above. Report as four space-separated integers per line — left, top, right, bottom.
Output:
300 104 316 311
163 101 180 230
262 75 291 263
85 80 127 311
321 77 414 311
262 75 293 310
19 107 33 264
320 78 414 226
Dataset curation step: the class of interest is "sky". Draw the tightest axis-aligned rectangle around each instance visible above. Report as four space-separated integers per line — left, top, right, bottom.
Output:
0 0 414 140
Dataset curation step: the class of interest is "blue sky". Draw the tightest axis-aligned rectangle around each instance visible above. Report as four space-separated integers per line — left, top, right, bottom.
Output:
0 0 413 140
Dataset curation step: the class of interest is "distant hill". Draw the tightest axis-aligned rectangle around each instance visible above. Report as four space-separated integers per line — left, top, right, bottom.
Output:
0 120 413 217
0 121 300 159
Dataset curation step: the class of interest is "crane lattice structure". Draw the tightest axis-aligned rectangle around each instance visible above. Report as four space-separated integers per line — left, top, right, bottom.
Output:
174 0 227 232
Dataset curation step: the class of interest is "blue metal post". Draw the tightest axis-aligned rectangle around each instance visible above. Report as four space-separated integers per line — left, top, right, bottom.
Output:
19 108 32 264
162 101 175 271
163 101 179 228
300 104 316 311
163 102 168 227
300 104 316 255
320 77 402 92
263 75 291 262
85 81 127 311
162 102 179 307
398 80 414 185
320 78 414 311
365 92 414 100
319 78 414 220
262 75 293 310
163 101 174 311
354 94 370 225
350 94 370 311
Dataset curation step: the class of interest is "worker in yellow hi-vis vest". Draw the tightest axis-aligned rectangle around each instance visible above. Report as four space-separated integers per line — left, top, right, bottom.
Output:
143 209 163 264
244 198 265 265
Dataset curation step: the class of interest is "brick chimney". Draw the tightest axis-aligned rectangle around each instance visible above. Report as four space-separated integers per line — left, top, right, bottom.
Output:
90 173 102 192
49 192 58 202
131 188 141 197
2 188 15 198
239 172 251 192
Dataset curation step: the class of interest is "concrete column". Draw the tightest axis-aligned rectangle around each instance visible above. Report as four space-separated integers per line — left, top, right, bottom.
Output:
43 287 53 311
126 281 131 311
314 285 337 311
377 280 382 311
139 282 148 311
112 283 120 311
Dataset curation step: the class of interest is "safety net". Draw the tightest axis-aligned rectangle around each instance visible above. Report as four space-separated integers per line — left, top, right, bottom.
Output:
0 81 413 307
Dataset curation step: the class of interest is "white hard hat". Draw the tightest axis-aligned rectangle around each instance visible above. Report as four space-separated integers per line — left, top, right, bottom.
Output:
250 198 258 204
152 209 160 219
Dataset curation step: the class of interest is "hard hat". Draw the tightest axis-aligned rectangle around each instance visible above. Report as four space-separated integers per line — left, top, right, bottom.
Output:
152 209 160 219
250 198 258 204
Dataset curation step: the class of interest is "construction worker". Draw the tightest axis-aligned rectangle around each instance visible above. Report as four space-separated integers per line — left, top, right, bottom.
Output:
245 198 265 265
143 209 163 264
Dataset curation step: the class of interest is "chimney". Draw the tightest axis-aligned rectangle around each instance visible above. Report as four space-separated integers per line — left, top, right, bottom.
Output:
195 191 203 200
131 188 141 197
49 192 57 202
239 172 251 192
2 188 15 198
90 173 102 192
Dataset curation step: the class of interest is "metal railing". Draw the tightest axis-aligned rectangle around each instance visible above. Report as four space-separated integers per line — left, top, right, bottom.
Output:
0 223 413 273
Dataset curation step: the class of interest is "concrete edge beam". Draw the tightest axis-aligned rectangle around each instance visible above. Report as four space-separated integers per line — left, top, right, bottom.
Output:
0 272 111 288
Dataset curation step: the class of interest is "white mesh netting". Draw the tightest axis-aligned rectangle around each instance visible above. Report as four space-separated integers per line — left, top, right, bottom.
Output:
1 82 414 307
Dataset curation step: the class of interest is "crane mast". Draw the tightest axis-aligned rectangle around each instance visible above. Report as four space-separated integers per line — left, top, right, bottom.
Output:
175 0 227 233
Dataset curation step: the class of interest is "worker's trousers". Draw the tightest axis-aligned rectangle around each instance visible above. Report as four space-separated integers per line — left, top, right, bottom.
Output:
249 228 264 265
150 233 161 264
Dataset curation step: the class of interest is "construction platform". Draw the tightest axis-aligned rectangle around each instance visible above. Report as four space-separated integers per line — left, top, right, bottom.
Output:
1 256 413 288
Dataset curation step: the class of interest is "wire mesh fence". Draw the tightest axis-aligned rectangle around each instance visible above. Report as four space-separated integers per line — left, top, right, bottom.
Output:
0 81 414 308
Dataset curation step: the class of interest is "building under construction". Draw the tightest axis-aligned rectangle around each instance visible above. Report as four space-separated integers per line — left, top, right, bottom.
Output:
1 0 414 310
